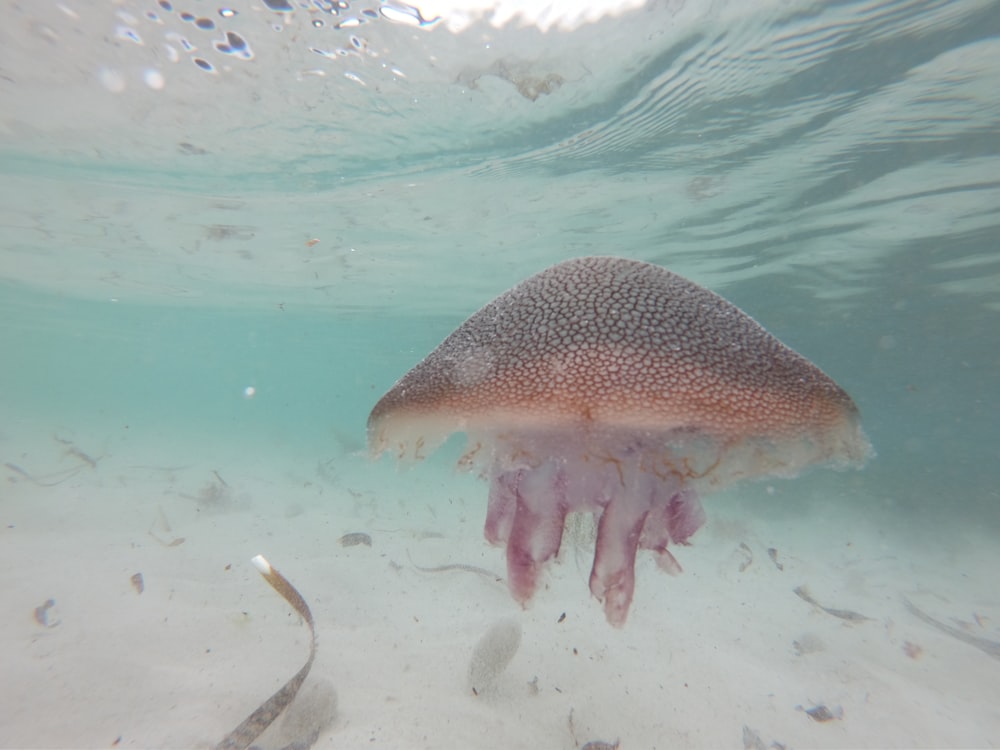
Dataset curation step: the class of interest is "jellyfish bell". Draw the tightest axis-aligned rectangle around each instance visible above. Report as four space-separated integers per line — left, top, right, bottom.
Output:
368 256 871 626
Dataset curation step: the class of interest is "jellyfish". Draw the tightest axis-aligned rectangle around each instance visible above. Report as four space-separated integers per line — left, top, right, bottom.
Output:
368 257 871 626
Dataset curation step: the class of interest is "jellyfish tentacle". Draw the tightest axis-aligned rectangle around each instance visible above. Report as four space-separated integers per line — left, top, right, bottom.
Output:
639 485 705 575
589 469 662 627
485 468 519 545
664 487 706 544
505 460 568 605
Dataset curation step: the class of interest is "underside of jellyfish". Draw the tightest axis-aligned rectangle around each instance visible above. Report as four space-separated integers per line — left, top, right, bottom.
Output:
467 428 708 626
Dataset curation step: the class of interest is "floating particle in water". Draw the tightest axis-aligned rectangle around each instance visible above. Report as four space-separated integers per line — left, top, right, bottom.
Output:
195 17 216 30
219 8 237 18
130 573 145 594
344 71 365 85
803 704 843 722
34 599 59 627
263 0 294 10
145 11 163 23
178 142 209 155
98 67 126 92
193 57 215 72
767 547 784 571
164 44 180 63
244 386 256 399
115 25 143 44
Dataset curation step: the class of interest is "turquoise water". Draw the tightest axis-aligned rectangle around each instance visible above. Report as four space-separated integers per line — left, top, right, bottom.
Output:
2 0 1000 747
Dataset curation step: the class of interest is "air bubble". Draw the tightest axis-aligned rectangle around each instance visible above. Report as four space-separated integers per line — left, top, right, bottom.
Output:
159 0 173 10
166 32 195 52
57 3 80 20
224 31 247 51
115 26 143 45
180 12 195 22
144 69 166 89
97 67 126 92
219 8 237 17
215 31 252 59
361 9 377 19
336 17 361 28
312 19 324 27
164 44 179 63
195 17 216 30
344 71 365 86
193 57 215 72
380 2 440 27
262 0 294 10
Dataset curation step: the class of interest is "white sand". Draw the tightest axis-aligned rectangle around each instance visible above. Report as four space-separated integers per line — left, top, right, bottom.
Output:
1 425 998 749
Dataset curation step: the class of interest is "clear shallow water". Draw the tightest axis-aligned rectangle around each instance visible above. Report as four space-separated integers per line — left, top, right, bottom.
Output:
2 0 1000 747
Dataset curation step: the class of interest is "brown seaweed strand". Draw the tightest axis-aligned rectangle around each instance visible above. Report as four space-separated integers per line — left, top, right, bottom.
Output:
214 555 317 750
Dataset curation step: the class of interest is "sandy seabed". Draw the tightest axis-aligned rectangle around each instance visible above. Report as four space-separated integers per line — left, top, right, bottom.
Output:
1 423 998 750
